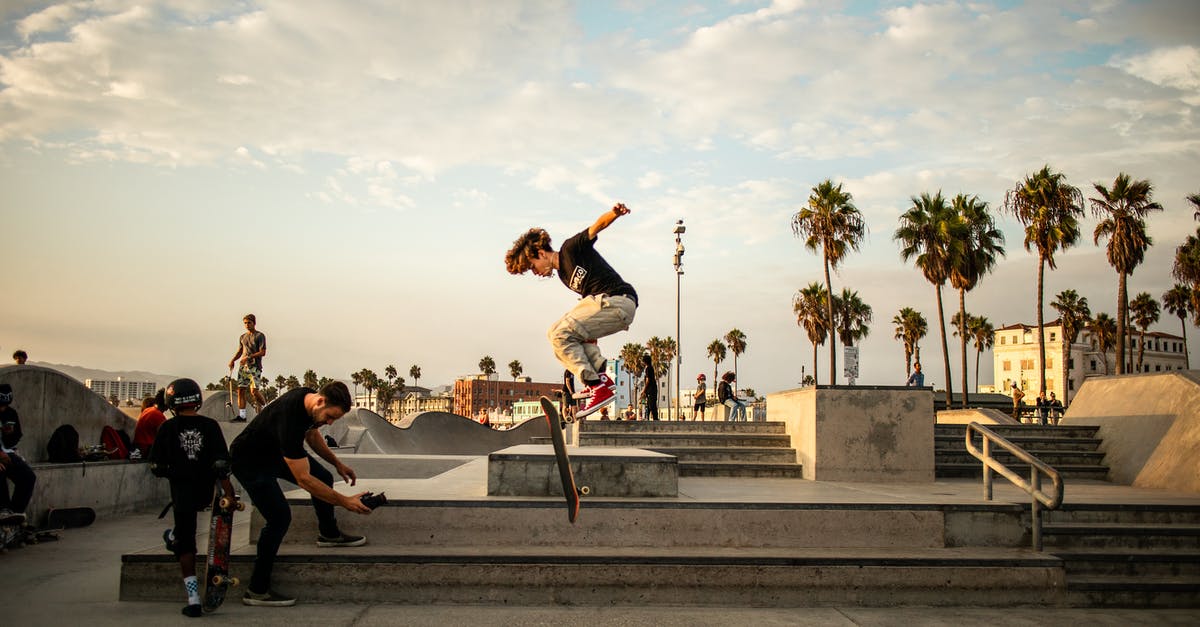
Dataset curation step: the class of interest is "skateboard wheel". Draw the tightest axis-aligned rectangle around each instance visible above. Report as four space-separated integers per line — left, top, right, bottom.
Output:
236 501 246 511
212 575 224 585
230 577 240 587
579 486 591 496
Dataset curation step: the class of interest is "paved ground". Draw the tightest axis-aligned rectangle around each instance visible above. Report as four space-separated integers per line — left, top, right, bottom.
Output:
4 472 1200 625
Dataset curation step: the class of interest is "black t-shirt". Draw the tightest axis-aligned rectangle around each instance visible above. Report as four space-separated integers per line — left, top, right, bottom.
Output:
230 387 315 473
641 367 658 407
558 230 637 303
148 414 229 484
0 406 22 450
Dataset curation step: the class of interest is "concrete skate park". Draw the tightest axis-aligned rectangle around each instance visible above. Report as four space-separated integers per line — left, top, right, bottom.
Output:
1 363 1199 622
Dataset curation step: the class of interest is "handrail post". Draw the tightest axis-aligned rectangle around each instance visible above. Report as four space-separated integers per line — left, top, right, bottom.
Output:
1031 468 1042 551
982 434 993 501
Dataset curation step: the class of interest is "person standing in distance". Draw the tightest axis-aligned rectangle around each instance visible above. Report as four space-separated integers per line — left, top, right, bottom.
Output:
228 314 267 421
230 381 371 607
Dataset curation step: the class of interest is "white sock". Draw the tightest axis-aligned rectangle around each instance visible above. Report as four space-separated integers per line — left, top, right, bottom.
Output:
184 575 200 605
239 408 246 418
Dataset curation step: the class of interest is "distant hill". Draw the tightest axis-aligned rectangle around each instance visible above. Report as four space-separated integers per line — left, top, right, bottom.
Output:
29 362 180 391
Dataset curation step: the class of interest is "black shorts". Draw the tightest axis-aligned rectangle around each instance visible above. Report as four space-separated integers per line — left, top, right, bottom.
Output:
169 481 215 556
693 399 706 411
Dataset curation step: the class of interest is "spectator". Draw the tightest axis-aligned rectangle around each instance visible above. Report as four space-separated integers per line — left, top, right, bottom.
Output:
1011 384 1025 421
693 374 707 421
0 383 36 525
1035 392 1049 426
11 350 27 365
906 362 924 387
639 354 659 421
133 389 168 458
1048 392 1064 426
718 371 748 422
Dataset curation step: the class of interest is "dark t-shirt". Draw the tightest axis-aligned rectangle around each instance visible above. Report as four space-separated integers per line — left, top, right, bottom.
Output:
149 414 229 485
240 331 266 369
230 387 314 473
558 230 637 303
641 367 658 408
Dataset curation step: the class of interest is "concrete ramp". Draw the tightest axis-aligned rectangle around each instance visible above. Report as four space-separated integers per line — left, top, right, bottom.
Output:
1063 371 1200 492
0 364 136 462
199 389 258 423
352 408 549 455
937 408 1018 425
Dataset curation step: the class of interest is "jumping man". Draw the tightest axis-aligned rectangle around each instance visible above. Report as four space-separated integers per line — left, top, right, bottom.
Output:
505 203 638 418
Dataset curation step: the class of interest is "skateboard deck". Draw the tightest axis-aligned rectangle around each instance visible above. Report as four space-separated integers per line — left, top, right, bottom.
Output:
46 506 95 529
540 396 589 524
202 485 244 613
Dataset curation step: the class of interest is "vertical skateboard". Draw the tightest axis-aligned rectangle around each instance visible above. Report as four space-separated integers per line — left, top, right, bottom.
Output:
540 396 590 524
202 484 244 613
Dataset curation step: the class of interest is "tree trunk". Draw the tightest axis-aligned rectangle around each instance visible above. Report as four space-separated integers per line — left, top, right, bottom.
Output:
1137 330 1146 372
1116 272 1127 375
935 284 952 407
1182 315 1191 370
1062 329 1071 405
811 341 819 385
1036 255 1047 396
905 347 912 377
825 256 837 385
975 344 982 396
959 287 969 409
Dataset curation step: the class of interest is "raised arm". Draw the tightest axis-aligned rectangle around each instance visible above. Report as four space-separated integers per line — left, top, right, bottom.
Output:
587 203 630 239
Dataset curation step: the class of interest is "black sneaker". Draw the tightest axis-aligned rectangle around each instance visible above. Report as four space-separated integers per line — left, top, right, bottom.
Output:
316 532 366 547
182 603 202 617
162 528 176 552
242 589 296 607
231 416 247 423
0 509 26 525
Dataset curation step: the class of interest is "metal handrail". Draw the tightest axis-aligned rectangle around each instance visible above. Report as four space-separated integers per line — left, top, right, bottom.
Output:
964 422 1064 551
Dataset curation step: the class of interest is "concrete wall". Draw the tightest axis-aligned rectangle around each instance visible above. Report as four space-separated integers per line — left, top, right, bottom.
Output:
1061 371 1200 492
767 386 934 482
936 408 1019 425
339 408 548 455
26 460 171 524
0 364 136 462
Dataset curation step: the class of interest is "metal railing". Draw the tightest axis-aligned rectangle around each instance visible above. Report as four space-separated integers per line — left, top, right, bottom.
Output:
964 422 1064 551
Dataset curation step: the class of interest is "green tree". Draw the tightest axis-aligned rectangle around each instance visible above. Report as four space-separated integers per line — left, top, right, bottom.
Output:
303 369 319 389
794 283 829 383
508 359 523 381
1051 289 1091 400
285 375 300 390
895 191 961 406
1162 284 1193 369
350 371 363 400
792 179 866 385
1087 313 1118 375
1128 292 1160 373
478 356 496 376
409 364 421 388
724 329 747 387
620 342 646 403
892 307 922 377
274 374 287 391
1090 173 1163 374
1003 165 1085 397
705 339 726 397
385 364 398 384
968 315 995 397
949 194 1004 407
1174 228 1200 318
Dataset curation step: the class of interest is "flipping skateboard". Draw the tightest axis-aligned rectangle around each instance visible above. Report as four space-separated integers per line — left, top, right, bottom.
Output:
539 396 590 524
202 484 244 613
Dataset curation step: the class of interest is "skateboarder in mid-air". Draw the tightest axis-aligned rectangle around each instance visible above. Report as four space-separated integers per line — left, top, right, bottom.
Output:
148 378 235 618
505 203 639 418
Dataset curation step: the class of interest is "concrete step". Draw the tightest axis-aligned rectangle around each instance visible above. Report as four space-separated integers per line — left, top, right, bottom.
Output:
1047 504 1200 525
678 461 805 478
936 435 1103 452
935 463 1110 480
641 446 797 464
935 451 1107 466
487 445 678 497
1064 575 1200 608
1054 551 1200 577
120 545 1064 607
936 425 1100 439
580 421 787 434
581 433 793 448
1043 523 1200 550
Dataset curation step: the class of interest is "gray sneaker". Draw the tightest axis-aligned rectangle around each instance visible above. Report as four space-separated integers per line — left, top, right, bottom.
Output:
0 509 26 525
316 532 366 548
242 589 296 607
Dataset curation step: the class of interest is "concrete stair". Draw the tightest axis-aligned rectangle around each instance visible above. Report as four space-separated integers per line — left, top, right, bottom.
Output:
935 424 1109 479
1045 504 1200 607
577 421 803 478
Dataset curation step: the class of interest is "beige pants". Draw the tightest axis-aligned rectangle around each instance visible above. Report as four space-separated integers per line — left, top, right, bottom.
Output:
547 294 636 383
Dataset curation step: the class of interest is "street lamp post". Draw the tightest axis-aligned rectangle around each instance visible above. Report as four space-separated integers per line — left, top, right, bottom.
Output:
673 219 685 421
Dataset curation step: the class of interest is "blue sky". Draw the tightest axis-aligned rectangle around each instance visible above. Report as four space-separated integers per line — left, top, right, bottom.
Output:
2 0 1198 397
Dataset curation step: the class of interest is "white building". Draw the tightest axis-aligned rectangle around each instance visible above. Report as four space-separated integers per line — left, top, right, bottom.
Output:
992 319 1187 405
85 378 158 402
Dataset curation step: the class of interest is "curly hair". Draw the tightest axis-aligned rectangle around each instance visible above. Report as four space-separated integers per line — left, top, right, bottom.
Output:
504 228 553 274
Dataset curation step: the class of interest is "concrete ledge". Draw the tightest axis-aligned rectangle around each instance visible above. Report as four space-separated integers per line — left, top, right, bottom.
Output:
25 460 170 524
487 445 678 497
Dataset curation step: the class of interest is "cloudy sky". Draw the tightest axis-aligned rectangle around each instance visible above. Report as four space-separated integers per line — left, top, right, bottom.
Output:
3 0 1198 397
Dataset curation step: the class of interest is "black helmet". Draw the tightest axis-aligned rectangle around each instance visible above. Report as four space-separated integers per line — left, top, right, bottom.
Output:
164 378 203 412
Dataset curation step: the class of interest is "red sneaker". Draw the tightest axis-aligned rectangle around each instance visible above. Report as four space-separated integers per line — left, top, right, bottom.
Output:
577 381 616 418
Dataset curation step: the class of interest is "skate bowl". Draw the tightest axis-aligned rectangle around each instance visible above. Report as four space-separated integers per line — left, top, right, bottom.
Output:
1061 370 1200 492
349 408 548 455
0 364 136 462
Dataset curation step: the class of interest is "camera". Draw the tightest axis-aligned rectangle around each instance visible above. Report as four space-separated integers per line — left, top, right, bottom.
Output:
360 491 388 510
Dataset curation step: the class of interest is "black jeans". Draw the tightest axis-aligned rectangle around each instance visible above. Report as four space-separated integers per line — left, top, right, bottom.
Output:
235 455 339 593
0 452 36 513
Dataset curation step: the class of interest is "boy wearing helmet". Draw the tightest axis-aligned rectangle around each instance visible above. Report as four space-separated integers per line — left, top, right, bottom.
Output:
148 378 235 618
693 374 707 421
505 203 638 419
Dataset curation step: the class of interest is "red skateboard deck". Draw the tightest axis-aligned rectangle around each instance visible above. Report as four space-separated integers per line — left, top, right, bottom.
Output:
202 484 243 613
540 396 589 523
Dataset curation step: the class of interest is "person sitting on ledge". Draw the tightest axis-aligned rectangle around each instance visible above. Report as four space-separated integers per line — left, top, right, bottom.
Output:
0 383 36 526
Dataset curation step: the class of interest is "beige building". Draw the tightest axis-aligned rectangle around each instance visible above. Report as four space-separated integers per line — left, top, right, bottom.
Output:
993 319 1187 405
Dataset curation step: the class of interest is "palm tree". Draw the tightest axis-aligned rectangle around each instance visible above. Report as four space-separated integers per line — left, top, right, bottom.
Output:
1051 289 1091 400
1162 284 1193 369
706 339 727 396
350 371 363 404
385 364 398 384
1003 165 1085 397
968 315 995 396
796 283 829 382
508 359 523 381
1128 293 1160 373
792 179 866 385
1188 192 1200 221
620 342 646 400
724 329 748 387
1090 173 1163 374
895 191 961 407
892 307 924 377
833 289 872 382
949 194 1005 407
1173 228 1200 315
304 369 320 389
409 364 422 388
1087 313 1118 375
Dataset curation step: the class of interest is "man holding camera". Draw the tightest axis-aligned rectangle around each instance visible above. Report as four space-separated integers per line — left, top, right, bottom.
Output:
230 381 372 607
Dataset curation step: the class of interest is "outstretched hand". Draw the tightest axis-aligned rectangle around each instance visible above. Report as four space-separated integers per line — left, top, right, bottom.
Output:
612 203 630 216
